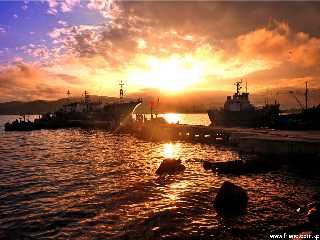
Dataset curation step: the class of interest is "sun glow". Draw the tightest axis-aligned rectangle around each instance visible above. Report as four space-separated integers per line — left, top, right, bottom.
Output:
128 55 204 92
163 143 181 158
162 113 180 124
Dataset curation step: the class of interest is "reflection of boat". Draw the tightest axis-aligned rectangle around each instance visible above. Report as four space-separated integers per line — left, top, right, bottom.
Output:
208 80 280 127
5 82 142 131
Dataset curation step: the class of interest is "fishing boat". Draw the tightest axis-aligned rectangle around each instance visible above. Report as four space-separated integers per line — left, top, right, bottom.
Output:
208 80 280 127
5 82 142 131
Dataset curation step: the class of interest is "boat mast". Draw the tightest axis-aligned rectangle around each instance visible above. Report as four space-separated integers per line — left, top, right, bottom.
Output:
155 98 159 118
84 90 90 111
305 81 308 110
84 90 89 103
119 80 124 99
235 80 242 95
245 81 248 93
67 90 71 102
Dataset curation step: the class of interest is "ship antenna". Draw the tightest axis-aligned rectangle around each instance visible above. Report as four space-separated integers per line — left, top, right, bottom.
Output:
245 81 248 93
235 80 242 95
304 81 309 109
305 81 308 110
84 90 90 110
67 90 71 102
155 97 160 118
84 90 89 103
119 80 124 99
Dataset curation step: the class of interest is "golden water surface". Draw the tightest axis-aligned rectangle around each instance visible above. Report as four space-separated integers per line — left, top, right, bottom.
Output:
0 115 318 239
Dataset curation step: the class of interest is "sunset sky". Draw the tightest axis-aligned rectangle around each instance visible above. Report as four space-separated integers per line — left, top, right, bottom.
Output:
0 1 320 102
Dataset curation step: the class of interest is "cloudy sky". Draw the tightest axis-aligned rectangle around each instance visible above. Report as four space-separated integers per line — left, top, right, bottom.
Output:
0 1 320 102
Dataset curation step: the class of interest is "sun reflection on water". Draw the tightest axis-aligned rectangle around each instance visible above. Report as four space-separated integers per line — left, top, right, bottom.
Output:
163 143 181 158
167 180 190 202
0 114 316 239
161 142 189 204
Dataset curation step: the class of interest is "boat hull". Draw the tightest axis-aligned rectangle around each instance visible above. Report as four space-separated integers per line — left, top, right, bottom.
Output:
208 109 278 127
56 100 142 121
5 100 142 131
100 100 142 121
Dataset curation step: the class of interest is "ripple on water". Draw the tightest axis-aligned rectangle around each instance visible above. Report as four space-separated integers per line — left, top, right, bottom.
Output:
0 115 320 239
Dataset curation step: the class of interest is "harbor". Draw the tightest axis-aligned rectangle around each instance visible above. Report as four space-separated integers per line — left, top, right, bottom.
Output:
4 80 320 159
2 82 320 238
2 1 320 239
2 80 320 238
5 110 320 158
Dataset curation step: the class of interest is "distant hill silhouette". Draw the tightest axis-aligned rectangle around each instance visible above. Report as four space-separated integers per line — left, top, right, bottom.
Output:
0 96 119 115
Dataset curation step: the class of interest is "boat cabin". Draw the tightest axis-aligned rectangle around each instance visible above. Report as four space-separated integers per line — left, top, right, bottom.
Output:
224 81 255 112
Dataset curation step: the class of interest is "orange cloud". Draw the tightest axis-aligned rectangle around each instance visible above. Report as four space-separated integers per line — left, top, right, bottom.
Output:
237 21 320 67
2 2 320 102
0 63 85 101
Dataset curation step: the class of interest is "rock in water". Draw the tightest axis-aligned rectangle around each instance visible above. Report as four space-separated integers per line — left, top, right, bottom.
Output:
156 159 186 175
308 206 320 226
214 181 248 213
203 161 213 170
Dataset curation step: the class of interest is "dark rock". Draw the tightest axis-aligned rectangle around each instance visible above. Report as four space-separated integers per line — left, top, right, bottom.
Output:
203 160 244 173
214 181 248 214
308 206 320 226
156 159 186 175
278 203 320 235
203 161 213 170
203 159 279 175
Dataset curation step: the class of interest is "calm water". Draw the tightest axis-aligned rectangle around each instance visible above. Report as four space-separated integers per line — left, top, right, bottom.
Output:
0 114 319 239
159 113 211 126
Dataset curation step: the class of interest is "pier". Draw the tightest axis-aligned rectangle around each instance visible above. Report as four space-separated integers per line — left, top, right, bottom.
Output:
5 115 320 158
131 122 320 157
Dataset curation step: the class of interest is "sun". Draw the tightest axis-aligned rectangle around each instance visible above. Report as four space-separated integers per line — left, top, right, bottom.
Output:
128 55 203 92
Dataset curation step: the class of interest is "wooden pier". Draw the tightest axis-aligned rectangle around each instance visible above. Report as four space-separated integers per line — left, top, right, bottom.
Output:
130 122 320 157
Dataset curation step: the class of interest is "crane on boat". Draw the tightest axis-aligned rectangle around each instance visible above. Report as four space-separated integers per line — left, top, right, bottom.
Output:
288 81 309 110
289 91 304 110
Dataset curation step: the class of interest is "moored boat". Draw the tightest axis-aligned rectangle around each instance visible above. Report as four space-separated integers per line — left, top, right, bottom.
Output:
5 83 142 131
208 80 280 127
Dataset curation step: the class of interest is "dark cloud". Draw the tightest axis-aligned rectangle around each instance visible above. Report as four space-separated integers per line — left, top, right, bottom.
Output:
120 2 320 38
49 2 320 67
